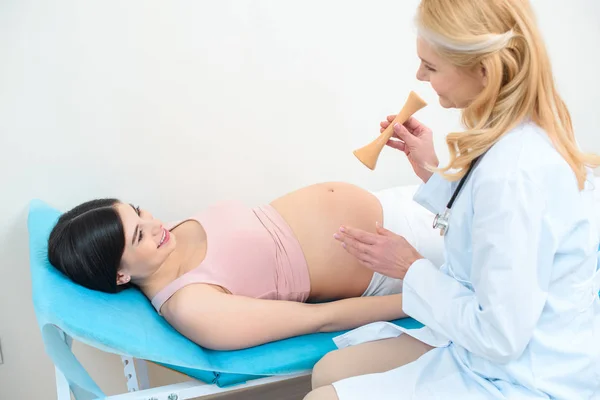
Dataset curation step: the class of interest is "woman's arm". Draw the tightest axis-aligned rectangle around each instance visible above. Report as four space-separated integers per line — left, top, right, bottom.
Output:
164 285 406 351
316 293 407 332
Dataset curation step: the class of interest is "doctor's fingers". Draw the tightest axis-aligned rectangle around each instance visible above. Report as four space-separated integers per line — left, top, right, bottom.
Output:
403 116 432 137
341 235 375 255
338 226 378 245
393 123 419 146
386 138 406 152
379 115 397 133
340 238 376 265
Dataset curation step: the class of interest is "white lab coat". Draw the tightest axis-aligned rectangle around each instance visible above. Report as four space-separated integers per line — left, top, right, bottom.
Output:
332 121 600 399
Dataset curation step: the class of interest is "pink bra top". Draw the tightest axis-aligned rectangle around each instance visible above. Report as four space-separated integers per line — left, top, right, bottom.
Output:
150 200 310 315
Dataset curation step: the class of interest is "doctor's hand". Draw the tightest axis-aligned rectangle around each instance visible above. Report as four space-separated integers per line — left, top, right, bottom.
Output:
380 115 439 183
334 223 424 280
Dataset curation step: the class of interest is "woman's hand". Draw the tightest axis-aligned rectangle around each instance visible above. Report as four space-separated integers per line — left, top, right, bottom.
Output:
334 223 423 280
380 115 439 183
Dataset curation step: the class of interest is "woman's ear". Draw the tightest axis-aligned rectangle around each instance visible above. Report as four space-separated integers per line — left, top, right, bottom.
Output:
480 63 488 88
116 271 131 285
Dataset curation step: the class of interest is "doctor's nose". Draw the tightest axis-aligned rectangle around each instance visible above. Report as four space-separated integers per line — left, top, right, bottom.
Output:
416 65 428 82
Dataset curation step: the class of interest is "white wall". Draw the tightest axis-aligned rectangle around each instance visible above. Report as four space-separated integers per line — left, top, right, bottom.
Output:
1 0 599 398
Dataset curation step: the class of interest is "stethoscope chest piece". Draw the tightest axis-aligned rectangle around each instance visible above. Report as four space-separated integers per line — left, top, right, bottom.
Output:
433 208 450 236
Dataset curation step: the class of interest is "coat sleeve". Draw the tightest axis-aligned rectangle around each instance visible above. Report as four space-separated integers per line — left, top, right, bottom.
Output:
402 169 554 363
412 172 454 215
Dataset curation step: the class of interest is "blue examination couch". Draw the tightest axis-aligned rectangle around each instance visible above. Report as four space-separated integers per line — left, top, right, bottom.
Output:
28 199 422 399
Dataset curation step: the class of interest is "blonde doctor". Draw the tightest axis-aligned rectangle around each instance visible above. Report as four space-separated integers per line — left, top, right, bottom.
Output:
304 0 600 399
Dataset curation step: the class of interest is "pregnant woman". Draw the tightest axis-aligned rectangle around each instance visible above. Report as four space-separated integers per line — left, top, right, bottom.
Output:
48 180 443 350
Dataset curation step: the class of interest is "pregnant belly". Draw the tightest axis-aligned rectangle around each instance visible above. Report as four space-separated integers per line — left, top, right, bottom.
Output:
270 182 383 301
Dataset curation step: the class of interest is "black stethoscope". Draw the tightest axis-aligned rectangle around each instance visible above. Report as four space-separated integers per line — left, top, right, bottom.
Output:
433 154 484 236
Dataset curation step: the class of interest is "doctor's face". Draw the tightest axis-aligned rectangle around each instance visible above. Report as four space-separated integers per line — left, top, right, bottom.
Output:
415 37 486 109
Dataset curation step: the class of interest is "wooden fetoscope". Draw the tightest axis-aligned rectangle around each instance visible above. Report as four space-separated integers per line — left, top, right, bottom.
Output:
353 91 427 170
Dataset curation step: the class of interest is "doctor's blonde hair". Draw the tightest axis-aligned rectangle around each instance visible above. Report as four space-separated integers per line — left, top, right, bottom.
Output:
416 0 600 189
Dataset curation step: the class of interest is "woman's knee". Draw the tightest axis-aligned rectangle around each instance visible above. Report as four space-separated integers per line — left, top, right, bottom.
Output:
311 335 433 390
303 384 339 400
311 350 344 389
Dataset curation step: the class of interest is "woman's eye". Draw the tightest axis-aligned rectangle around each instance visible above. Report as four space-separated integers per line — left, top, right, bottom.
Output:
138 229 144 243
135 206 141 216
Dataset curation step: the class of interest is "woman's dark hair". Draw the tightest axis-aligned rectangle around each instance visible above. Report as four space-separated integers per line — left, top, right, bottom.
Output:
48 198 131 293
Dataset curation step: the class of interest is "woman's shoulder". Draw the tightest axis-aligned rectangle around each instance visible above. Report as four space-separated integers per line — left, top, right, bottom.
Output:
160 282 227 319
477 120 572 185
487 120 557 160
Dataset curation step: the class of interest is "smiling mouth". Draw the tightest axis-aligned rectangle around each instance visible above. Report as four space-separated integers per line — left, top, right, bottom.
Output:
158 228 170 248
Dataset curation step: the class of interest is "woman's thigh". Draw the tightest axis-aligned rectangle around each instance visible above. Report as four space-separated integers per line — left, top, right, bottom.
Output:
311 333 433 389
304 385 339 400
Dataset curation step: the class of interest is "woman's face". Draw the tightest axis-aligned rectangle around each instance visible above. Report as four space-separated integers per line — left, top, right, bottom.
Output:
115 203 176 286
415 37 486 109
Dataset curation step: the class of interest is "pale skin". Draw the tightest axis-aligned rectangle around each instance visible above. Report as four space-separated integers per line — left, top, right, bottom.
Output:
335 36 487 280
105 37 486 357
112 182 411 351
305 37 488 400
